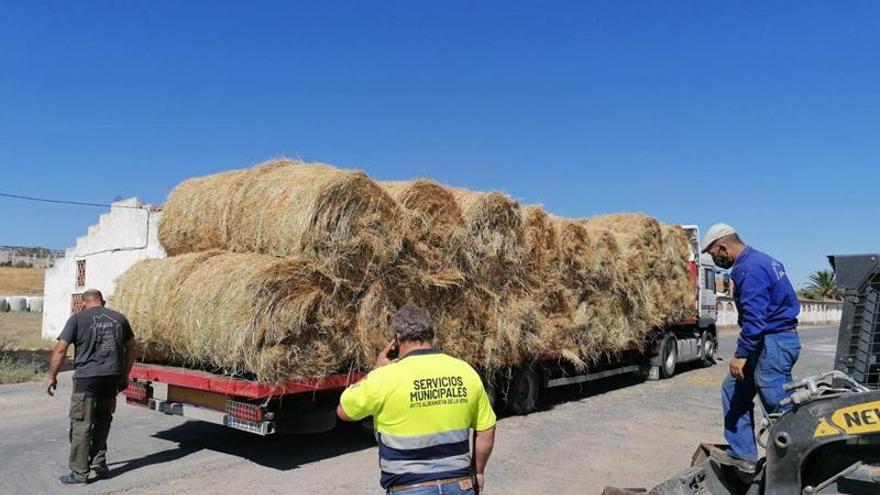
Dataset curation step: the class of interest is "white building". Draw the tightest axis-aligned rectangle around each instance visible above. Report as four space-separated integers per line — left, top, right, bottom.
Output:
715 295 842 327
42 198 166 339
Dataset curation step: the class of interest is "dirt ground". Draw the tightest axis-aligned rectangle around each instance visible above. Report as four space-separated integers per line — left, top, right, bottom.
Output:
0 266 45 294
0 326 839 495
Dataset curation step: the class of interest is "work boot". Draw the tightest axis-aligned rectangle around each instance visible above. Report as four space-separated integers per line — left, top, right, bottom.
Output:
709 447 757 474
58 472 88 485
91 462 110 479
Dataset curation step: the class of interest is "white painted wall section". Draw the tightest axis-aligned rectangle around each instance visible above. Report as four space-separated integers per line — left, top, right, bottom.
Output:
42 198 166 339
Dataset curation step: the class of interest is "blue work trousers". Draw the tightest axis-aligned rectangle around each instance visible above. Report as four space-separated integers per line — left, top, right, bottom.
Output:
721 331 801 462
387 482 475 495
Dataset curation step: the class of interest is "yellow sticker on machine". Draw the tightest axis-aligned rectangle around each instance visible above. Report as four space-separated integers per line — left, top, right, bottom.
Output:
814 400 880 438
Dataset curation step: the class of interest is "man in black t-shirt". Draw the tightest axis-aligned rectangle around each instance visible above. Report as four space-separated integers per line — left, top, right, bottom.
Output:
46 289 136 485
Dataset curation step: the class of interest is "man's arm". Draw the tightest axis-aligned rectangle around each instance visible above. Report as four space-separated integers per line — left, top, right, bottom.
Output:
473 427 496 492
735 267 772 358
729 266 772 379
45 339 70 396
336 404 353 421
120 339 137 389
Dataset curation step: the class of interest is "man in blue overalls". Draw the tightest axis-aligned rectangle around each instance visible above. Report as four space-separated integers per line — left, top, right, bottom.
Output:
702 223 801 474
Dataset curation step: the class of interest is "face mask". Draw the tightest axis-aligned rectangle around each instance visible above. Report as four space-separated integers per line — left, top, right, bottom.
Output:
713 254 734 269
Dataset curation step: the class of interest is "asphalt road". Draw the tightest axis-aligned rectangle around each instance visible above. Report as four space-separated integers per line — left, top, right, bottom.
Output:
0 326 839 495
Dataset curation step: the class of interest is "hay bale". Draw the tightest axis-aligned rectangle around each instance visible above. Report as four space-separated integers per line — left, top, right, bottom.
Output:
522 205 559 274
381 180 465 231
354 282 396 369
111 251 224 362
159 169 247 255
656 225 696 321
226 160 404 282
552 217 594 292
159 160 405 283
451 189 525 289
7 297 27 312
113 251 354 381
26 297 43 313
380 180 465 290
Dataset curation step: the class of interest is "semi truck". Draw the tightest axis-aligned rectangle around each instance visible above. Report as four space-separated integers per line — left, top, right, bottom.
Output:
124 225 720 435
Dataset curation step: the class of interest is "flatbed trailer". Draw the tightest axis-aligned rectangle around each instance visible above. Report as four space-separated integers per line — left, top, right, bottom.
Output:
124 225 719 434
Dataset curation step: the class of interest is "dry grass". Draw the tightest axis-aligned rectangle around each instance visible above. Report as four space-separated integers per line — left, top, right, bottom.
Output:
0 313 49 383
0 349 44 384
0 267 45 295
0 313 48 350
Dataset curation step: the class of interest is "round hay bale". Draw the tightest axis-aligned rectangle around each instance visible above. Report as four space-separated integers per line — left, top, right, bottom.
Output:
0 297 8 312
354 282 396 369
552 217 593 291
159 169 248 255
114 252 352 382
451 189 525 288
380 180 465 290
7 297 27 312
112 251 225 363
381 180 464 230
522 205 559 274
26 297 43 313
226 160 405 283
656 225 695 322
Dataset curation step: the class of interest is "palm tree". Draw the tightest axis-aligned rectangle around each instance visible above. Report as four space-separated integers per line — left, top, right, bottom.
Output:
799 270 842 301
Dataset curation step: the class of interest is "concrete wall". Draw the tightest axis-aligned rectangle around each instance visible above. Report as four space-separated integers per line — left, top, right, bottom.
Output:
42 198 166 339
715 295 842 327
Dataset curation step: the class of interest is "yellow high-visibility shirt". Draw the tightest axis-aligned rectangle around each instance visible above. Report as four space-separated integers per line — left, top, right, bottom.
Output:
340 348 496 488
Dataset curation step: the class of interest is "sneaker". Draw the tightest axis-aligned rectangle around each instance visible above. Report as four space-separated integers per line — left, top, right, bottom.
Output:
58 473 88 485
91 463 110 479
709 447 757 474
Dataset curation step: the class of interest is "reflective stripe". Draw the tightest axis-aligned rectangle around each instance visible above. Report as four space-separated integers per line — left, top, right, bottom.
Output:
380 453 472 475
379 428 470 450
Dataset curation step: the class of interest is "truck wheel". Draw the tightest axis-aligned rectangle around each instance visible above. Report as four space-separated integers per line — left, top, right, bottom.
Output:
506 365 541 415
700 330 717 367
660 335 678 379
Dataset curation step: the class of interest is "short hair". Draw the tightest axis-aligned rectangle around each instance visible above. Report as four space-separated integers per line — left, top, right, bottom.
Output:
391 303 435 343
83 289 104 302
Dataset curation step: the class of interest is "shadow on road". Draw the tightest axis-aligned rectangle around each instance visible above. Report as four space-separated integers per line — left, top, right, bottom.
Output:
107 420 374 476
498 360 716 419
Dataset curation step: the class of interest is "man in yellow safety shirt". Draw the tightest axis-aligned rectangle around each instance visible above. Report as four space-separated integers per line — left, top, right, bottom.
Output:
337 303 497 495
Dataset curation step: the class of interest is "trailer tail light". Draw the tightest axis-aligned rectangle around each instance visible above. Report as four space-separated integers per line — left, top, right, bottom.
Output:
124 381 149 404
226 400 264 422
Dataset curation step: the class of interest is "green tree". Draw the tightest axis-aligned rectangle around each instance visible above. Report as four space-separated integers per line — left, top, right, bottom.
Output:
798 269 842 301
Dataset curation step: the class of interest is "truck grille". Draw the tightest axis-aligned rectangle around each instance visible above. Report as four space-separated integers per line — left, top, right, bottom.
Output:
842 274 880 389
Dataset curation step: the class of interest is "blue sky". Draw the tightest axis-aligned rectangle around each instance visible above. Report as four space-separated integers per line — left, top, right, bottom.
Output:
1 1 878 288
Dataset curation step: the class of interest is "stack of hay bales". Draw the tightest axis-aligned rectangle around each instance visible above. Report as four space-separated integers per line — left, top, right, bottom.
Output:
113 159 695 382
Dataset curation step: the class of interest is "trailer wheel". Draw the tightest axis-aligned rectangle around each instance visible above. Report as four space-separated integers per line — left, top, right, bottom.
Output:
700 330 717 367
506 365 541 415
478 370 504 411
660 335 678 379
